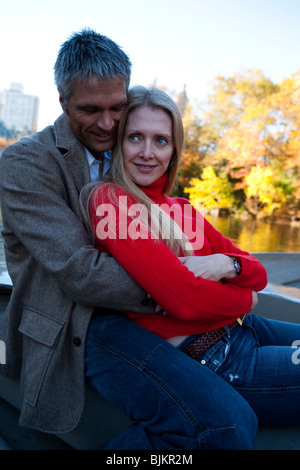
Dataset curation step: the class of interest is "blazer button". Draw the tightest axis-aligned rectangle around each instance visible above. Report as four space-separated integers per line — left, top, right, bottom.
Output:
141 298 149 306
73 336 81 347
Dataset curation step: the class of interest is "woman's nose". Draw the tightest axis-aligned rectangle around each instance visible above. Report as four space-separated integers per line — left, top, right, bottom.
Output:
140 141 154 159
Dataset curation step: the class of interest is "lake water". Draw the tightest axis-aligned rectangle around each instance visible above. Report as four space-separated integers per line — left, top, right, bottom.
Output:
206 215 300 253
0 216 300 286
0 230 11 286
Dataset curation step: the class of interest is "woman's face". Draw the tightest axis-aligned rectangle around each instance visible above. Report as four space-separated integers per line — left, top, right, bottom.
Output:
122 106 174 187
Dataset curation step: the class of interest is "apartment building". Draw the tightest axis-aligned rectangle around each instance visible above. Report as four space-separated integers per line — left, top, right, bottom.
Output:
0 83 39 134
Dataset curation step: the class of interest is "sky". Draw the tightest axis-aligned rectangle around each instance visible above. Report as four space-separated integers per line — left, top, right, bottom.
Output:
1 0 300 130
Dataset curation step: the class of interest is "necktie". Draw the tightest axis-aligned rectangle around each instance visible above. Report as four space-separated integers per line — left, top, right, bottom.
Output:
98 159 104 179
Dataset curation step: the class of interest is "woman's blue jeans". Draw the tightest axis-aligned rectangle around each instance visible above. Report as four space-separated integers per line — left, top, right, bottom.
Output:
198 313 300 426
85 312 259 450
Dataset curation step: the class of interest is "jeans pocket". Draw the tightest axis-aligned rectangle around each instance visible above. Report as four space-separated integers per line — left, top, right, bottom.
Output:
190 337 230 373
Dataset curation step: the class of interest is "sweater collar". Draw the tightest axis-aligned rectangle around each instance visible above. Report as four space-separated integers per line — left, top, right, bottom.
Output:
140 173 168 203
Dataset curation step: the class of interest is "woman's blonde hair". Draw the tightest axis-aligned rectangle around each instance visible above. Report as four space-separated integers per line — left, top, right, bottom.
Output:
80 85 193 255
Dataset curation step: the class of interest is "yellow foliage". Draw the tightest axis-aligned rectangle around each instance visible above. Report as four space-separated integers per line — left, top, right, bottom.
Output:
0 137 18 148
184 166 234 210
245 165 286 215
181 69 300 216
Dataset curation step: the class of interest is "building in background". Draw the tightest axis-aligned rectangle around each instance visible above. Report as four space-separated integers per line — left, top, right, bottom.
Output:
0 83 39 135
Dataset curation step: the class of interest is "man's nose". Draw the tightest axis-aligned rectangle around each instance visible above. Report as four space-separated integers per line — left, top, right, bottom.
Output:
97 111 114 131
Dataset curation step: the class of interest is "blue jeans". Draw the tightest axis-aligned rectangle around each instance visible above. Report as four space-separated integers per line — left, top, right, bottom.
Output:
85 312 258 450
184 313 300 426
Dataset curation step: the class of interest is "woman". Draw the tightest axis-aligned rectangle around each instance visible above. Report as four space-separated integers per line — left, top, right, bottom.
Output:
81 86 300 426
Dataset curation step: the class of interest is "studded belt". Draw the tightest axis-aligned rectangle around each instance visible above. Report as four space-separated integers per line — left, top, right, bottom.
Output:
182 316 245 360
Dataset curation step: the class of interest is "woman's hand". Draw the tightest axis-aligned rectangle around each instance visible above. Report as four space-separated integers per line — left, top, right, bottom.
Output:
153 256 259 314
179 254 237 282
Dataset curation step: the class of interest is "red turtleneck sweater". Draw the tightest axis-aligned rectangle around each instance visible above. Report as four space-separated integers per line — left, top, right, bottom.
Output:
91 175 267 339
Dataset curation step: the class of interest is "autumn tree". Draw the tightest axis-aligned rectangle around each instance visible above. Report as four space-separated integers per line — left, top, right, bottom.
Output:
175 103 205 197
244 164 286 216
184 166 235 211
182 69 300 217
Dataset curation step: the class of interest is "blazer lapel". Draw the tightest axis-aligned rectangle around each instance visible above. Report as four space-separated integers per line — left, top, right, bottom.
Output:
54 114 91 192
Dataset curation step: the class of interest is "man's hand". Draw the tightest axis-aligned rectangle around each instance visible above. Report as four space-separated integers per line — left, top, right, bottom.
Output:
179 254 237 282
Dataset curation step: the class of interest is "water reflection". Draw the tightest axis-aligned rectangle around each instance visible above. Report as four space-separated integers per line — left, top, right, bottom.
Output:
206 215 300 252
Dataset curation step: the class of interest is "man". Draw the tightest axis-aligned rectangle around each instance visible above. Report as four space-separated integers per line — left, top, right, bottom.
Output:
0 29 257 449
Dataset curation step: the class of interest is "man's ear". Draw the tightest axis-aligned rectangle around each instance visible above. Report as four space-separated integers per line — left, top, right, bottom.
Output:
59 96 67 114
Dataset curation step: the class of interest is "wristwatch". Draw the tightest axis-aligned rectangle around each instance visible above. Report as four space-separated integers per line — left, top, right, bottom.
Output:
231 257 241 275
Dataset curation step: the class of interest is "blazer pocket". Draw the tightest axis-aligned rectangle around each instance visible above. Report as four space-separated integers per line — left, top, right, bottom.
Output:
18 307 64 407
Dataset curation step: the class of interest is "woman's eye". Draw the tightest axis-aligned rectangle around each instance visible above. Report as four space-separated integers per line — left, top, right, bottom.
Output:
157 137 168 145
128 135 140 142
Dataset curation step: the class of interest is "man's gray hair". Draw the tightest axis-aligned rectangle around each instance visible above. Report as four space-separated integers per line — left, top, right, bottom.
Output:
54 28 132 103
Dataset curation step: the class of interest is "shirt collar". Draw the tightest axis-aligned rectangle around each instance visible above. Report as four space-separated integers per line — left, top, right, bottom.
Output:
84 147 111 181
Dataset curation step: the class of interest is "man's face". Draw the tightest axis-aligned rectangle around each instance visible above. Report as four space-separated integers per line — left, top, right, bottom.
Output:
60 76 127 159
